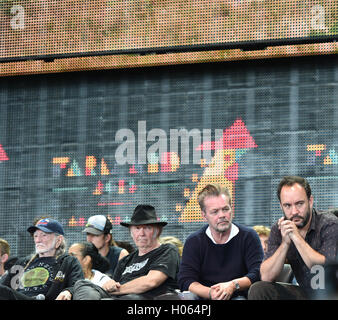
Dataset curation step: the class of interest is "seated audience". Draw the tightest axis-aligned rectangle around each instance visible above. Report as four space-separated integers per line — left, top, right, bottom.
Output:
0 238 10 280
178 183 264 300
252 225 271 254
0 218 83 300
159 236 183 257
3 257 18 274
83 215 129 277
69 242 110 285
248 176 338 300
327 208 338 218
115 240 135 253
73 205 180 300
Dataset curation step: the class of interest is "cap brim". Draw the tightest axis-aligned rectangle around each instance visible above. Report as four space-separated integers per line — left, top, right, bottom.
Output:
120 221 167 227
82 227 104 235
27 226 53 234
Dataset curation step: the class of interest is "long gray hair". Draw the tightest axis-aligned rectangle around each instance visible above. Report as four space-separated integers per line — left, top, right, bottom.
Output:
24 233 67 270
55 234 67 258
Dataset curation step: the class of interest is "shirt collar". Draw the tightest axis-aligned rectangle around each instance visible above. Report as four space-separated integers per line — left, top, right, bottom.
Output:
308 208 317 232
206 223 239 244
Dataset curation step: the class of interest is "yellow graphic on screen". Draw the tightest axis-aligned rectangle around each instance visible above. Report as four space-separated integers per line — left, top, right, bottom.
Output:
179 119 257 222
52 118 258 226
307 144 338 165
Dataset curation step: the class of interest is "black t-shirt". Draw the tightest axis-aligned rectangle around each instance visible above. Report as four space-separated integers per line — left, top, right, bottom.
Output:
113 243 179 297
16 257 57 297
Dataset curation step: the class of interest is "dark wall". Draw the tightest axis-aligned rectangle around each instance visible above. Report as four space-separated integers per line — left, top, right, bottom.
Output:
0 55 337 257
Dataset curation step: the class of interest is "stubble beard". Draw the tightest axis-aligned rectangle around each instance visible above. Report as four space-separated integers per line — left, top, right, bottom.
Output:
284 207 312 229
214 219 231 233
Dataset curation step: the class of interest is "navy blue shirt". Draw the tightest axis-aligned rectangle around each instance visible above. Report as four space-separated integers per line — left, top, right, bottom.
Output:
178 223 264 297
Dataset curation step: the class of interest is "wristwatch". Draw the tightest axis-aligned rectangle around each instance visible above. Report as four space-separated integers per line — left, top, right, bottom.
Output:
232 280 240 291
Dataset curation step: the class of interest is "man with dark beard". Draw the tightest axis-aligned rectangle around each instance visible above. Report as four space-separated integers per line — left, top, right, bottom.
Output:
249 176 338 300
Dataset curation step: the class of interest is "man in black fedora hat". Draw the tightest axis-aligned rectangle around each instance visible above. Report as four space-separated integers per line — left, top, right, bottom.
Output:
73 205 180 300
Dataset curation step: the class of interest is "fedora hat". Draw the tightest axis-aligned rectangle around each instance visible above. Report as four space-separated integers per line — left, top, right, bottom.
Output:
120 205 167 227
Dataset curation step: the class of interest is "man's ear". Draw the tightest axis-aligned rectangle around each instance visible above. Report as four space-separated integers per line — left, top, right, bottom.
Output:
0 253 9 264
309 195 314 209
55 235 63 249
201 210 207 222
104 233 112 245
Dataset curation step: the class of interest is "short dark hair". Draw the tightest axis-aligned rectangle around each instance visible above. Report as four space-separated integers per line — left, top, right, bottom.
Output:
277 176 312 202
76 242 110 273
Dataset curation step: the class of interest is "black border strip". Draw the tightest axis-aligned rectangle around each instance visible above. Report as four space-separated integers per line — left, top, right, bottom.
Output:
0 35 337 63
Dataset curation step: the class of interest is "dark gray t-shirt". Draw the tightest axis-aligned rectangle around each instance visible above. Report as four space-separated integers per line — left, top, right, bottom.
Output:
113 243 179 297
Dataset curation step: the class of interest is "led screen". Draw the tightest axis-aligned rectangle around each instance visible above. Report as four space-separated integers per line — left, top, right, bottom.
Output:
0 55 337 257
0 0 336 63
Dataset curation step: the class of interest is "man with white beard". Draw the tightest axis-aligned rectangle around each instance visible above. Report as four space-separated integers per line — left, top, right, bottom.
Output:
0 218 83 300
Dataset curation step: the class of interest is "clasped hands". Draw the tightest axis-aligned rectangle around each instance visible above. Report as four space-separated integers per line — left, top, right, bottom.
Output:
278 217 301 244
209 281 235 300
102 279 121 294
